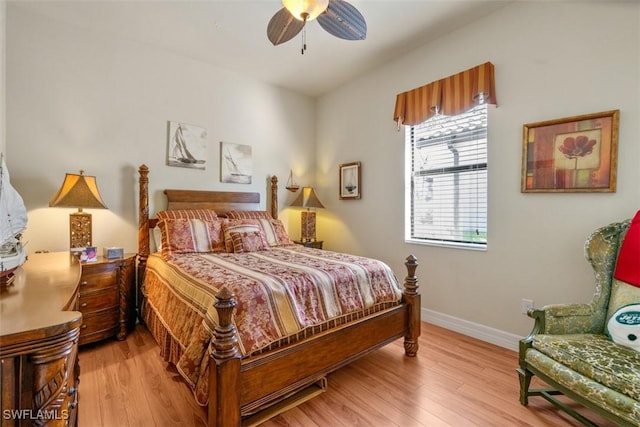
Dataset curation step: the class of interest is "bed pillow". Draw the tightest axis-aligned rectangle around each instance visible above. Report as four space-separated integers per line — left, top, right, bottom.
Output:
257 218 294 246
222 219 264 252
225 210 272 220
158 218 226 257
229 230 270 253
151 226 163 252
157 209 218 221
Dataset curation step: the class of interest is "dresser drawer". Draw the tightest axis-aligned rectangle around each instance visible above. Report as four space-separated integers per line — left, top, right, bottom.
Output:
79 263 118 291
79 309 119 345
78 287 118 313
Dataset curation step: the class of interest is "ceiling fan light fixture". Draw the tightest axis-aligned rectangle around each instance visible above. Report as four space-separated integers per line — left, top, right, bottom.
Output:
282 0 329 21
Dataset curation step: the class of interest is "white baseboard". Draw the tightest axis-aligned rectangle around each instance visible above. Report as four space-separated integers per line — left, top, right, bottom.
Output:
422 308 521 352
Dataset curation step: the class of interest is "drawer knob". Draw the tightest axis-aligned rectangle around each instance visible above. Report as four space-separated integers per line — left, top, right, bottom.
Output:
81 303 88 308
81 324 87 329
81 281 88 286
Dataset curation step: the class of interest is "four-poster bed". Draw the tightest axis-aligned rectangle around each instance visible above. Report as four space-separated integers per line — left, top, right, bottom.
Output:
136 164 421 427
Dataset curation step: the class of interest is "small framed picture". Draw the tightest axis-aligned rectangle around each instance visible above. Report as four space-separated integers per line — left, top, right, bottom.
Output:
81 246 98 262
521 110 619 193
339 161 361 200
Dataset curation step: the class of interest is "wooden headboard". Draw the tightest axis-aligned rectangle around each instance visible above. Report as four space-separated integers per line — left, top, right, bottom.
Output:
137 164 279 282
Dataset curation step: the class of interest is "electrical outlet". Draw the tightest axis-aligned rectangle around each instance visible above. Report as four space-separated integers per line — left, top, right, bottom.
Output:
521 298 534 315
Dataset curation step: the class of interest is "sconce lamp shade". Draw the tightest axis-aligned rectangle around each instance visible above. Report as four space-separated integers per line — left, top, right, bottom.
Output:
290 187 324 242
49 171 107 249
282 0 329 21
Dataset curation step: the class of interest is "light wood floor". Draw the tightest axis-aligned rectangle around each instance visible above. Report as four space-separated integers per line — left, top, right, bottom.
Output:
78 323 616 427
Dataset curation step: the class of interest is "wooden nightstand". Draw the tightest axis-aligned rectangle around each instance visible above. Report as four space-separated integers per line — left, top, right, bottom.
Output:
78 254 136 345
294 240 323 249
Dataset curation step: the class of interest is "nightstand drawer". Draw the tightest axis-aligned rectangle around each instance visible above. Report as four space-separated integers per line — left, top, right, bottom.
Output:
79 309 119 345
79 264 118 291
78 287 118 313
77 254 135 345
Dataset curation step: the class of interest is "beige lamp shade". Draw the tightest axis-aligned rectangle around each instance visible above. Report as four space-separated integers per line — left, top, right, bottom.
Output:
49 172 108 210
290 187 324 242
49 171 107 249
290 187 325 209
282 0 329 21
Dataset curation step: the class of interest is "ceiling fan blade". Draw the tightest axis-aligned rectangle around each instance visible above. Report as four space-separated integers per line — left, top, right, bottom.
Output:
317 0 367 41
267 8 304 46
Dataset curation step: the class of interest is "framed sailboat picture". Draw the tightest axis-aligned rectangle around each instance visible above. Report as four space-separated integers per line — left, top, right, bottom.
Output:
339 161 361 200
167 121 207 170
220 142 252 184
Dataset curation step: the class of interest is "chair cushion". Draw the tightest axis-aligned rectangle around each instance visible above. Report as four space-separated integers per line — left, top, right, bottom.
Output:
532 333 640 401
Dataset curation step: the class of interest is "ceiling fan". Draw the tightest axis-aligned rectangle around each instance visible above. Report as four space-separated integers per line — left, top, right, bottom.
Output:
267 0 367 54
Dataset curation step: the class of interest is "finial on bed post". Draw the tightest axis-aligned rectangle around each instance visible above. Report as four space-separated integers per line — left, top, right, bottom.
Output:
137 164 150 316
210 287 242 426
212 287 240 360
270 175 278 219
403 254 420 357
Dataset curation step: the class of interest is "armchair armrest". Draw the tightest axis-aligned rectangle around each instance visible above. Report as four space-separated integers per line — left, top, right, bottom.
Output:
519 303 599 365
533 303 601 334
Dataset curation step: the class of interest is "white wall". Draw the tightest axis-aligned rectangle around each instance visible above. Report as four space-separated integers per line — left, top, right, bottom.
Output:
6 6 316 254
317 1 640 344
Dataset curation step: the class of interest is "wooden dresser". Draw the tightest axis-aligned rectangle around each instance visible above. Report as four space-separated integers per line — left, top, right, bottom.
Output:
77 255 136 345
0 252 82 427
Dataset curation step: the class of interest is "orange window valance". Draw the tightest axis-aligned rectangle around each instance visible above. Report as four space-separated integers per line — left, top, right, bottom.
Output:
393 62 497 126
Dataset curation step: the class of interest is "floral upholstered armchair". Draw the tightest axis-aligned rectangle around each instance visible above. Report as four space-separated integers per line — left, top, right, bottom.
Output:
517 217 640 426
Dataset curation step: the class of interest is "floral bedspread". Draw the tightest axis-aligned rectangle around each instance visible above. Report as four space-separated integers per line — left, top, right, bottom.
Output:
142 245 402 404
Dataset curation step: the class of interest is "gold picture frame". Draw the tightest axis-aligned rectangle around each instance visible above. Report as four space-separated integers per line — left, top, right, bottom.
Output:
339 161 361 200
521 110 619 193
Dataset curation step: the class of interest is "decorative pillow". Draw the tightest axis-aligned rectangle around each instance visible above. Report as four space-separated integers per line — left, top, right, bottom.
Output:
257 218 294 246
157 209 218 221
605 279 640 334
152 226 163 252
607 303 640 352
229 231 270 253
225 210 272 220
158 218 226 257
222 219 263 252
614 210 640 287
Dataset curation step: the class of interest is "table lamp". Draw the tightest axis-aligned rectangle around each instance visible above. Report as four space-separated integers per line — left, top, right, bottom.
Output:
290 186 324 242
49 170 107 249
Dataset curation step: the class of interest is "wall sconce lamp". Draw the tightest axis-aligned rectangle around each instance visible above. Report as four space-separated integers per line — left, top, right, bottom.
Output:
285 169 300 192
290 186 324 242
49 170 107 249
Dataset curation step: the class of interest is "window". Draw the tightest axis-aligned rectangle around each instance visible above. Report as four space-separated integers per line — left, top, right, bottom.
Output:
405 104 488 249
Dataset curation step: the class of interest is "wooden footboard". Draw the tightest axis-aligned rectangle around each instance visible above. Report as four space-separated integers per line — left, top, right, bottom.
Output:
136 164 421 427
209 255 420 427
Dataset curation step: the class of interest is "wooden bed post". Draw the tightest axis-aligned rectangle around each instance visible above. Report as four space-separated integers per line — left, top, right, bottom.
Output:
209 287 242 427
270 175 278 219
137 164 150 312
403 255 420 357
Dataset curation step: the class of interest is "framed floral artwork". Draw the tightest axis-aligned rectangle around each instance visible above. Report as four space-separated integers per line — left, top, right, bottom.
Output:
521 110 619 193
339 161 361 200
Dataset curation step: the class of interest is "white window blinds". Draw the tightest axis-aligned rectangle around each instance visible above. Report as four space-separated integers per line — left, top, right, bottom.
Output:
405 104 488 248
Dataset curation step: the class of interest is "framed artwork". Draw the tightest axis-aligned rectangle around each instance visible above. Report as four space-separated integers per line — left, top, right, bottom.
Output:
339 161 361 200
167 121 207 170
220 142 252 184
521 110 619 193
